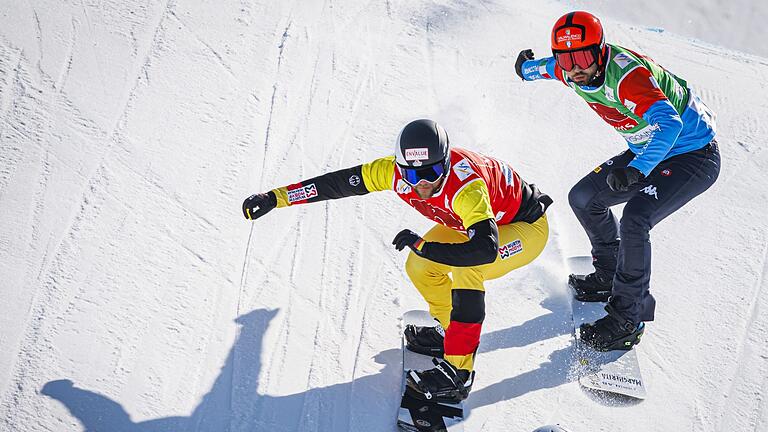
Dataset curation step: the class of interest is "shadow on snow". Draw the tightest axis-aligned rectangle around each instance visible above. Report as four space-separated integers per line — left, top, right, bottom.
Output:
42 299 575 431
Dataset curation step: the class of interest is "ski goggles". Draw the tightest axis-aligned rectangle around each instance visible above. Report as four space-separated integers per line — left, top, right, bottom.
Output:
554 48 597 72
399 162 447 187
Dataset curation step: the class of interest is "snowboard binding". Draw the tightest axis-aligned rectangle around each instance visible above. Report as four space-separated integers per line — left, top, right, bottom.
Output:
404 322 445 357
583 322 644 351
569 272 613 302
580 305 645 352
405 358 473 404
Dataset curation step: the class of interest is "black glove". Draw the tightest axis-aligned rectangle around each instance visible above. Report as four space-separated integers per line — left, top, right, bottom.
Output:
242 191 277 220
392 229 425 254
515 49 535 80
606 166 643 192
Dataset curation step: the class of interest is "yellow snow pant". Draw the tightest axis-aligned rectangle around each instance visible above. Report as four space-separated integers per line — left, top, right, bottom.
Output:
405 215 549 371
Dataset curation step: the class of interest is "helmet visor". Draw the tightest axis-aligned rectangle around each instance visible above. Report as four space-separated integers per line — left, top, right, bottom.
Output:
555 48 596 72
399 162 447 186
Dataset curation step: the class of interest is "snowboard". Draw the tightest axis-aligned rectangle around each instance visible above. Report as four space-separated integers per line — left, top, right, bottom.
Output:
397 310 465 432
567 256 647 400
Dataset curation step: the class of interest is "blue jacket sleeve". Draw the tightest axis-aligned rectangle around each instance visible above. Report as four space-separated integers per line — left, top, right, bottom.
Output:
628 100 684 176
521 57 557 81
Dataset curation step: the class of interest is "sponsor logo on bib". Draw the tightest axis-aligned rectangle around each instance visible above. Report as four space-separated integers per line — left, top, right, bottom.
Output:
625 124 658 145
588 103 639 131
453 159 475 181
613 53 633 69
396 179 412 195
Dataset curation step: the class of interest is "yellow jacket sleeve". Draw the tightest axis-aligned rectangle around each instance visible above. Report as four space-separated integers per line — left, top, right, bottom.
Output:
452 179 495 228
361 156 396 192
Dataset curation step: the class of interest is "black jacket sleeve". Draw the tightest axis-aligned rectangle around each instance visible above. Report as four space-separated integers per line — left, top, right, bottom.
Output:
418 218 499 267
281 165 370 203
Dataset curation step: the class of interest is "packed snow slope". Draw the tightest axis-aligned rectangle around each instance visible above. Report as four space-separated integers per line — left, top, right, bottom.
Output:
563 0 768 58
1 1 767 431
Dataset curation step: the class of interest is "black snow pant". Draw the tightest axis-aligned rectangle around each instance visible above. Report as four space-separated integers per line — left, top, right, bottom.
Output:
568 140 721 324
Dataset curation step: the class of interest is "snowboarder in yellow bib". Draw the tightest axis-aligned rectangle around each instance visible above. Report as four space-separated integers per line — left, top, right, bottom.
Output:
243 119 552 403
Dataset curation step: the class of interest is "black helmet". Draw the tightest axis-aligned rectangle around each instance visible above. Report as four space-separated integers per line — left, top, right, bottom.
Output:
394 119 451 186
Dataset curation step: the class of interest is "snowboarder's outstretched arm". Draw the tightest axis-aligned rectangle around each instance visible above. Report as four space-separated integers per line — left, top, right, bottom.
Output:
515 49 564 83
242 156 501 267
241 157 396 220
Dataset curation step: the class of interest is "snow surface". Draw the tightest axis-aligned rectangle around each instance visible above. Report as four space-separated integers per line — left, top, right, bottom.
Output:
1 1 767 431
563 0 768 58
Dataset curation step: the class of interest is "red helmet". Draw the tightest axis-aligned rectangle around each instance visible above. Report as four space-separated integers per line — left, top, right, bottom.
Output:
551 11 606 70
551 11 604 52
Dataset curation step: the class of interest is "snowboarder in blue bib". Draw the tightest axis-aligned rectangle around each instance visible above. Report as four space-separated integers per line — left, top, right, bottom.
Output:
515 11 720 351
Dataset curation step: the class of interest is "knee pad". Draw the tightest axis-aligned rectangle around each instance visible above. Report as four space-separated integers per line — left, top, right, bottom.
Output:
450 289 485 323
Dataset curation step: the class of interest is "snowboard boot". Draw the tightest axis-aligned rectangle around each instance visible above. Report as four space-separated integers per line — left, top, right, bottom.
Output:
580 304 644 351
568 270 613 302
405 357 474 404
404 320 445 356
